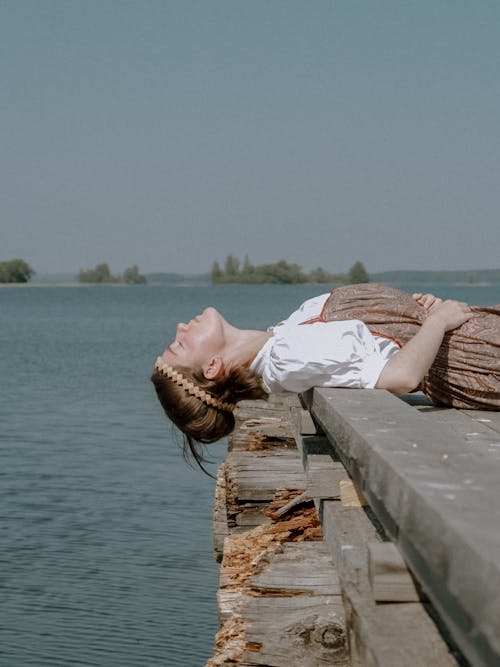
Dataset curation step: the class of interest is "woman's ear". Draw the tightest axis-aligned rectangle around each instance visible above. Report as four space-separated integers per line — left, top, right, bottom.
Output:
203 356 225 380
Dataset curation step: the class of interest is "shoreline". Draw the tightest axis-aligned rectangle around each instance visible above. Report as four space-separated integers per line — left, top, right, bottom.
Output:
0 282 141 288
1 280 497 289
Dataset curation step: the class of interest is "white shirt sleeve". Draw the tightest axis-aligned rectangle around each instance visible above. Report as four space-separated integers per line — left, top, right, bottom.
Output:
260 319 392 393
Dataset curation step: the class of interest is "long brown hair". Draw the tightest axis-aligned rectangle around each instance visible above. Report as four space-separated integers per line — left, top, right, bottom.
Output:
151 364 268 473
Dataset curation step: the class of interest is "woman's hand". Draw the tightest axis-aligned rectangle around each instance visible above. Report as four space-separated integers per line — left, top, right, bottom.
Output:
426 299 474 332
413 292 474 331
376 297 474 394
413 292 442 310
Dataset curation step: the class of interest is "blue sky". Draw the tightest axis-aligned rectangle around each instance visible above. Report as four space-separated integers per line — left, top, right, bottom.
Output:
1 1 499 274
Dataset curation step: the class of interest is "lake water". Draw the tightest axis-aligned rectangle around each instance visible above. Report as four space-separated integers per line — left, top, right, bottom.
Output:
1 281 499 667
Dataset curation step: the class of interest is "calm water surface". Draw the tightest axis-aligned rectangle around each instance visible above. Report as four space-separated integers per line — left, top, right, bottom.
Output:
1 282 499 666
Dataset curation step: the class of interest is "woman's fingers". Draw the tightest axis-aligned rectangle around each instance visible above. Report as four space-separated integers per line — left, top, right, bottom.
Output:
414 292 475 330
428 297 442 309
427 299 473 331
413 292 441 309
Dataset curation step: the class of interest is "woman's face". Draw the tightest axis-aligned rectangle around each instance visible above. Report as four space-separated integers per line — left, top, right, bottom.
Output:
161 307 226 370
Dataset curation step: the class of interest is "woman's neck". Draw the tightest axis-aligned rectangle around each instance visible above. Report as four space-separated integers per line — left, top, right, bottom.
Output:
223 328 273 368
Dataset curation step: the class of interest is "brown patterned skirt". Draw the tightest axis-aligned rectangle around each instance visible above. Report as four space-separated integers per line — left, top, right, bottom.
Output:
322 284 500 410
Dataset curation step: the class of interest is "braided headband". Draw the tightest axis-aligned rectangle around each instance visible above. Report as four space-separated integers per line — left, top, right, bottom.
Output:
155 357 235 413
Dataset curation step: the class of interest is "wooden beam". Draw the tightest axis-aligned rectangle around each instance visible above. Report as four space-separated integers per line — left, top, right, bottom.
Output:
339 480 367 508
368 542 421 603
311 387 500 667
321 500 459 667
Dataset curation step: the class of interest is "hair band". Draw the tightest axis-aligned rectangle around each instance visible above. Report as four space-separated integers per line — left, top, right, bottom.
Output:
154 357 235 412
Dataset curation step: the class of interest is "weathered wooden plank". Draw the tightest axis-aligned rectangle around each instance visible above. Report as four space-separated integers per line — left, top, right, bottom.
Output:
217 588 243 623
209 391 351 666
242 598 349 667
241 541 349 667
400 392 500 436
231 485 304 502
339 479 367 507
235 508 271 527
225 451 302 470
305 453 346 499
249 541 341 596
291 427 347 519
461 410 500 435
234 394 302 441
415 405 500 453
368 542 421 603
225 450 306 502
293 394 465 664
312 388 498 667
291 407 318 435
214 463 229 562
225 452 301 466
212 505 341 666
237 393 301 411
321 500 460 667
230 429 297 452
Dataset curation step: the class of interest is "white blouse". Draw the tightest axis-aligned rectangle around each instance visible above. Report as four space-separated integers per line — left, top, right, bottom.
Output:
250 293 400 394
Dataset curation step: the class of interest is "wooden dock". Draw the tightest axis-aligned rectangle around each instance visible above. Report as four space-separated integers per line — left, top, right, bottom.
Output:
206 390 500 667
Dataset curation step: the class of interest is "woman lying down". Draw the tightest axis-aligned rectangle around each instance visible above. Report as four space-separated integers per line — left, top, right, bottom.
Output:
151 283 500 468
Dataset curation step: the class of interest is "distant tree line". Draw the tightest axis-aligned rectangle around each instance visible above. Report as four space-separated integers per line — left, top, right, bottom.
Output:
78 263 146 284
211 255 369 285
347 261 370 284
371 269 500 284
0 258 35 283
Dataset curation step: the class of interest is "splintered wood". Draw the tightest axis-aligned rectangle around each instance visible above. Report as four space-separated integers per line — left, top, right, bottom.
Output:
208 394 349 667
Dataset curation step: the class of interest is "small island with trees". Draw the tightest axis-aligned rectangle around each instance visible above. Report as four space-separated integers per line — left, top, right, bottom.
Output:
211 255 369 285
2 256 499 287
77 263 147 284
0 258 147 284
0 259 35 283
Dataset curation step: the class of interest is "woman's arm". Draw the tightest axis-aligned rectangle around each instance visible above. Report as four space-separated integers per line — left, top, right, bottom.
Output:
375 300 474 394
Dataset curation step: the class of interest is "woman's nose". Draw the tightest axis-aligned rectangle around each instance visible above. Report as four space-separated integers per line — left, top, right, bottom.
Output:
177 322 188 334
